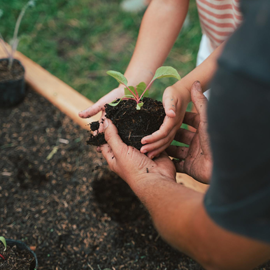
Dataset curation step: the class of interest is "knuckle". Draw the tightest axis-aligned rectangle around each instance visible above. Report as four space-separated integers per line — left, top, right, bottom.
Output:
160 129 169 137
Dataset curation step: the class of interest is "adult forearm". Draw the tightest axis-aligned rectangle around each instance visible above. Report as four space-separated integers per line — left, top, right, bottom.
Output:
124 0 189 86
128 174 270 270
128 174 204 256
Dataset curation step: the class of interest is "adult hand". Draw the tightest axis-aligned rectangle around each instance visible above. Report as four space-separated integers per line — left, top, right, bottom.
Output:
166 81 212 184
140 85 190 159
100 119 176 185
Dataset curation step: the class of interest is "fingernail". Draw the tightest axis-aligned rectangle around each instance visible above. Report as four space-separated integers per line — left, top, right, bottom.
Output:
169 109 176 116
195 81 202 91
103 119 109 129
141 148 147 154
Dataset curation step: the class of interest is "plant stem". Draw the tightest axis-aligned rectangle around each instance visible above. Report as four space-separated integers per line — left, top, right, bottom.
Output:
9 1 33 70
139 80 154 100
0 34 11 58
123 84 139 101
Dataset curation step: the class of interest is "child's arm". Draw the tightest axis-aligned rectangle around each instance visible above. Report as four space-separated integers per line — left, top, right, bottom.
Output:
79 0 189 119
140 43 225 158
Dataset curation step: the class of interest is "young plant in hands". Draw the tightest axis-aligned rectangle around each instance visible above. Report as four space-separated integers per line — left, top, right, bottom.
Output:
107 66 181 109
87 66 181 151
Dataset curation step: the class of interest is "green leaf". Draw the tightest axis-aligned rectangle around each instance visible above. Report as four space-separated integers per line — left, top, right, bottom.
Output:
136 82 147 97
0 236 7 251
108 99 122 107
125 86 135 96
152 66 181 81
136 102 144 110
46 146 59 160
107 70 128 86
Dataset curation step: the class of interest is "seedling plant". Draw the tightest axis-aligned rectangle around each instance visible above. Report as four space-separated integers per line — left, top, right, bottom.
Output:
0 0 35 70
107 66 181 110
0 236 7 260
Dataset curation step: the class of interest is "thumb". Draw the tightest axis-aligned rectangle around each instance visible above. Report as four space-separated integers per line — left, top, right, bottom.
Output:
163 87 177 118
104 119 126 156
191 81 208 122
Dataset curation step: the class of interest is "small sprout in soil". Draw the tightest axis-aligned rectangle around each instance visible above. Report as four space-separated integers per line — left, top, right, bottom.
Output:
0 0 35 70
107 66 181 110
0 236 7 251
0 236 7 260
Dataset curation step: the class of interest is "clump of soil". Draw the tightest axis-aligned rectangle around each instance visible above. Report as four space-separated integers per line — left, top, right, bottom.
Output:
87 97 166 150
0 58 24 82
0 244 35 270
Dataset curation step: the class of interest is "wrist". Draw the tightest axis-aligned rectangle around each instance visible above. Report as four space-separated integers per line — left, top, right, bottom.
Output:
127 172 173 195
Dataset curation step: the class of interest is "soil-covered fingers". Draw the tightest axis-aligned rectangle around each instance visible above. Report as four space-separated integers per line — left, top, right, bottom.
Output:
100 144 116 168
174 128 195 146
166 145 189 160
191 81 208 122
182 112 200 129
173 159 186 174
103 119 127 159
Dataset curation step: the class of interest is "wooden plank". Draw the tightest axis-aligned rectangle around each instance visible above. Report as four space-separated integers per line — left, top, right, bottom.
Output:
176 173 208 193
0 46 209 193
0 46 101 129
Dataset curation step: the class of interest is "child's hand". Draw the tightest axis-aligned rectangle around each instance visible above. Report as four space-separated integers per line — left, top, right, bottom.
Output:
79 86 125 119
140 85 190 159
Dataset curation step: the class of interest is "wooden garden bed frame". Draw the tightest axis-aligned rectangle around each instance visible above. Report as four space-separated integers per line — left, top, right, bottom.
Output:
0 46 208 193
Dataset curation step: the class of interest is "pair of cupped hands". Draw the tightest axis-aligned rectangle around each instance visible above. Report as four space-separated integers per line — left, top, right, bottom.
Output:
79 81 212 185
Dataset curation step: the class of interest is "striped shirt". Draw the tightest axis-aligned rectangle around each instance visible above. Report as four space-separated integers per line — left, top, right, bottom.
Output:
196 0 242 49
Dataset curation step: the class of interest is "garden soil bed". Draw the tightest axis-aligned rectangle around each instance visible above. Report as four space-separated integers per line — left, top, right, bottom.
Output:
0 87 269 270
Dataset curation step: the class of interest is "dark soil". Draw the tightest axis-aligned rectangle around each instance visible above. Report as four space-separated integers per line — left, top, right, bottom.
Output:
0 58 24 82
0 244 35 270
87 98 166 150
0 88 269 270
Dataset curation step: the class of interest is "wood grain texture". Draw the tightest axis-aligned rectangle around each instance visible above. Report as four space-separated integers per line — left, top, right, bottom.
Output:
0 45 101 129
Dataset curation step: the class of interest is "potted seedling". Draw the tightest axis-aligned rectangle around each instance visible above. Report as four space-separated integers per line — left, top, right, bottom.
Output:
0 0 35 108
87 66 180 150
0 236 38 270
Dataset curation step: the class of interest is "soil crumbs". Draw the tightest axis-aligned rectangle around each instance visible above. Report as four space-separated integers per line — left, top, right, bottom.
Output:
0 88 269 270
0 59 24 82
0 244 35 270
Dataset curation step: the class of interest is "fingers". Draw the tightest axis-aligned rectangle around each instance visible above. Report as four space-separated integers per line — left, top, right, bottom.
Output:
173 159 185 173
182 112 200 129
103 119 126 158
191 81 208 123
141 115 175 145
163 89 177 118
79 87 125 119
174 128 195 146
79 102 103 118
166 145 189 159
100 143 114 162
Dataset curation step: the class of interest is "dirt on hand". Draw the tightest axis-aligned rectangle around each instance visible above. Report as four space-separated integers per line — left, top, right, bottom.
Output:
87 97 166 150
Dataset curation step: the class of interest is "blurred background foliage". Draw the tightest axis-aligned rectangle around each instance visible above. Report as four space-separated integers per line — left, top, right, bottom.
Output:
0 0 201 102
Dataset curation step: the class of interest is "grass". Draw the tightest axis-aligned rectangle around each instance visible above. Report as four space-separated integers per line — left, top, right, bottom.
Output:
0 0 201 103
